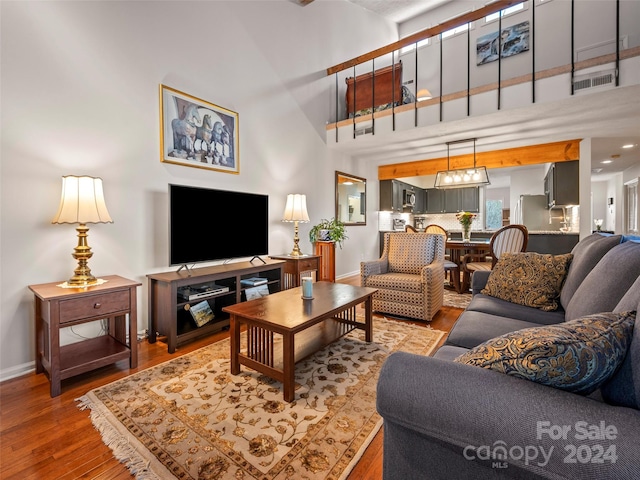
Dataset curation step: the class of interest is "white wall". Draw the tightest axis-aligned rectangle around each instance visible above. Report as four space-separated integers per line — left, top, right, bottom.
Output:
0 1 398 378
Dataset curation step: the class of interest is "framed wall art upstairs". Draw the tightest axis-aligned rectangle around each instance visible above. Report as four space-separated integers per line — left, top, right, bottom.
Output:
160 84 239 174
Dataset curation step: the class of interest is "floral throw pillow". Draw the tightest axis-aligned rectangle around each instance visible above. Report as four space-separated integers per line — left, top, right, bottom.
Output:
454 311 636 395
481 252 573 311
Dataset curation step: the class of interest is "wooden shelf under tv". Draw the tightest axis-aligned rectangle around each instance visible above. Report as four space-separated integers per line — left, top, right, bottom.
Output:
147 259 285 353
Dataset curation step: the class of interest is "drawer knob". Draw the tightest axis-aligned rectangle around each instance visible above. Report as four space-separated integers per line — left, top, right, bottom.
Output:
94 303 102 309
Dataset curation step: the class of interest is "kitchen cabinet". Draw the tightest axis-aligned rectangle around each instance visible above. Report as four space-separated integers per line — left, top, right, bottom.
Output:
426 187 479 213
379 180 417 212
379 180 404 212
426 188 443 213
414 187 427 214
544 160 579 208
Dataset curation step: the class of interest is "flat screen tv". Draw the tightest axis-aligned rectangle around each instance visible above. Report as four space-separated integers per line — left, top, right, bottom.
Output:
169 184 269 266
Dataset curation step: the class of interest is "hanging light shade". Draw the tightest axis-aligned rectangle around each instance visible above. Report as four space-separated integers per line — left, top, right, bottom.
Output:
434 138 491 189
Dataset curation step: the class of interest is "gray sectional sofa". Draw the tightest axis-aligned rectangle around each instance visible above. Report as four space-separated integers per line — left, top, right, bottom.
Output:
377 233 640 479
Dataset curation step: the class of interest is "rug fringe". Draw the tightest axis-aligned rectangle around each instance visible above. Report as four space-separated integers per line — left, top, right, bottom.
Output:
76 395 161 480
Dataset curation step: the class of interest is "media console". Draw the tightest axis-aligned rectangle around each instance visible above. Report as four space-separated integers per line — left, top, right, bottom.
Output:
147 259 285 353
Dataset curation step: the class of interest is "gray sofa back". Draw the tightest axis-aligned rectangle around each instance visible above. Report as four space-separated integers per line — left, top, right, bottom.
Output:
564 240 640 321
559 233 622 310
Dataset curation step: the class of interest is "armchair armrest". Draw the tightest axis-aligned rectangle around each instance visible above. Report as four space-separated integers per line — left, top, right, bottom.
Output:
360 258 388 286
421 259 445 285
377 352 640 480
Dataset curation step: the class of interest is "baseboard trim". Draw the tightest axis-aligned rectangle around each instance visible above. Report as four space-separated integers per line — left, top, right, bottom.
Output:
0 361 35 383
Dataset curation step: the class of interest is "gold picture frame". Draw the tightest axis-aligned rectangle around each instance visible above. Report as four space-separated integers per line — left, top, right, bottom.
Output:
160 84 239 174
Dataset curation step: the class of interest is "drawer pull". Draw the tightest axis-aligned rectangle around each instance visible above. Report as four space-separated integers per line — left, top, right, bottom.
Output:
94 303 102 309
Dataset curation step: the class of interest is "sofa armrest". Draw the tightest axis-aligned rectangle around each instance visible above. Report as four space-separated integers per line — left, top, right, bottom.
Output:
377 351 640 479
360 258 388 285
471 270 491 295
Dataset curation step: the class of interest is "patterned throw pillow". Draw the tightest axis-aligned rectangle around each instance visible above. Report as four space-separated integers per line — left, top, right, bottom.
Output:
481 252 573 311
454 311 636 395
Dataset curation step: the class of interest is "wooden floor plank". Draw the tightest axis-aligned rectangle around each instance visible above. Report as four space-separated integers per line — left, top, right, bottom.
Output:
0 274 462 480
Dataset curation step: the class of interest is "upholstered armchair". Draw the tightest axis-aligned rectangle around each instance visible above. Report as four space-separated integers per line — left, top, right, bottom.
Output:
361 232 445 321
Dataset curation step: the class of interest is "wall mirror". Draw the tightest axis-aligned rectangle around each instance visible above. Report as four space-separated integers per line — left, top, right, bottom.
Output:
335 171 366 226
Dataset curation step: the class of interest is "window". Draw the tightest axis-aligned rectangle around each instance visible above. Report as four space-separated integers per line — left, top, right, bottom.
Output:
442 23 469 39
485 2 525 23
625 180 638 233
400 37 430 54
486 199 504 230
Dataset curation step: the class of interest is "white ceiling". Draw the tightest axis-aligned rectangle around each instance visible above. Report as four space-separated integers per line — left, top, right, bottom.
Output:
335 1 640 181
345 0 450 23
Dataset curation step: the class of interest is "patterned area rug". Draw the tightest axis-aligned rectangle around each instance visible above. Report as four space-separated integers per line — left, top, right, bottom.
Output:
77 317 445 480
443 287 472 309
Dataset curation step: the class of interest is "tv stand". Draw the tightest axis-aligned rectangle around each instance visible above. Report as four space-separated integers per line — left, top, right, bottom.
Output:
147 259 284 353
175 264 194 276
249 255 266 264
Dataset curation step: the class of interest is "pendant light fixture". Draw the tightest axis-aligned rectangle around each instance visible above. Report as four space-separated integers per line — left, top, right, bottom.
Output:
434 138 491 189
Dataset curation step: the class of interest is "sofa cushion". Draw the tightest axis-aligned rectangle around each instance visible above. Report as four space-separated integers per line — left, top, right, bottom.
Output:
481 252 572 311
601 276 640 409
565 241 640 321
365 272 423 293
454 311 636 395
466 294 566 325
445 310 555 349
560 233 622 310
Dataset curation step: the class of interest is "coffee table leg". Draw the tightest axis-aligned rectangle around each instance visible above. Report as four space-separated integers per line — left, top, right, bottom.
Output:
283 333 295 402
364 296 373 342
230 315 240 375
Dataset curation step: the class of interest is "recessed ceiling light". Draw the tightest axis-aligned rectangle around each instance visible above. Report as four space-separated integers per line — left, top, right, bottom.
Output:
601 159 613 164
622 144 636 149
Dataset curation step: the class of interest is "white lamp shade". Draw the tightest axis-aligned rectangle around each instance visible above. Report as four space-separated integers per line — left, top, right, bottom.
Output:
282 193 309 223
51 175 113 224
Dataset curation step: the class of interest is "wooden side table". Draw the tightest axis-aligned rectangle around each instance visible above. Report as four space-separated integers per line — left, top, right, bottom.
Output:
314 241 336 282
28 275 141 397
269 254 320 289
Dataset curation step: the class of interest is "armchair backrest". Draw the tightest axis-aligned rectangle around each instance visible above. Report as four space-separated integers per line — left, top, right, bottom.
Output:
384 232 445 274
490 224 529 265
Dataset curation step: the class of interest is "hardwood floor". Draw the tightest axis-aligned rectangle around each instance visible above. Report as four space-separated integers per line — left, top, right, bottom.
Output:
0 275 463 479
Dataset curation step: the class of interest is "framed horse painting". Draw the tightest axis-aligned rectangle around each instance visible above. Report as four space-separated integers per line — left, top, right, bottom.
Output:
160 85 239 174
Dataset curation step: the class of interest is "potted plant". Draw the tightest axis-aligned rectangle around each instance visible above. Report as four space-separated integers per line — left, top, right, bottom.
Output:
309 217 348 248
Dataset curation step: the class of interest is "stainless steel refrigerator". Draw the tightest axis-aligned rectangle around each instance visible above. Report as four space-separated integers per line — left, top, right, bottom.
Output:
514 194 551 231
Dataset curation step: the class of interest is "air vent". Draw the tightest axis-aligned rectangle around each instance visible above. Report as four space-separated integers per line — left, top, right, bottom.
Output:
573 69 615 92
355 126 374 136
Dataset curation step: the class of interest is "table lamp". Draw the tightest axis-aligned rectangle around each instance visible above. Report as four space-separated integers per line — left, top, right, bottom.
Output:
282 193 309 256
51 175 113 287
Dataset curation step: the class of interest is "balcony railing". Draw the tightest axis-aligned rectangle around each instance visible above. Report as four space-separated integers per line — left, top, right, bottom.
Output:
326 0 640 141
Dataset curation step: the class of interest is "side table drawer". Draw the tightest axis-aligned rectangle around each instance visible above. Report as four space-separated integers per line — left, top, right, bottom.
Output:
59 290 130 324
297 259 317 271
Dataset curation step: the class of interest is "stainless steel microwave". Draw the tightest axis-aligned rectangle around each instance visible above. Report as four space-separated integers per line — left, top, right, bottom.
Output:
403 189 416 207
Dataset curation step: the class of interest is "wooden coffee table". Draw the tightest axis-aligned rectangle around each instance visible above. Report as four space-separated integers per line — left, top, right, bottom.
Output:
223 281 377 402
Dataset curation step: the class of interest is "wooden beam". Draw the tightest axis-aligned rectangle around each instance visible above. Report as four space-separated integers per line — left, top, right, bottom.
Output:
327 0 521 76
378 140 581 180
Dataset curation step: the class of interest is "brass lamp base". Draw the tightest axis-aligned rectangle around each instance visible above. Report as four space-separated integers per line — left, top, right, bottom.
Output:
66 224 99 287
289 221 304 257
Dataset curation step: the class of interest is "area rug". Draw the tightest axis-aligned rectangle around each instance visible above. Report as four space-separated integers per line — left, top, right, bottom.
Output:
77 317 445 480
443 288 472 309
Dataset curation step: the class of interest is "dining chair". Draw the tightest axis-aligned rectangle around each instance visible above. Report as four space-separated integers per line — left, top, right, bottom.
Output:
405 225 418 233
423 224 461 293
461 224 529 290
